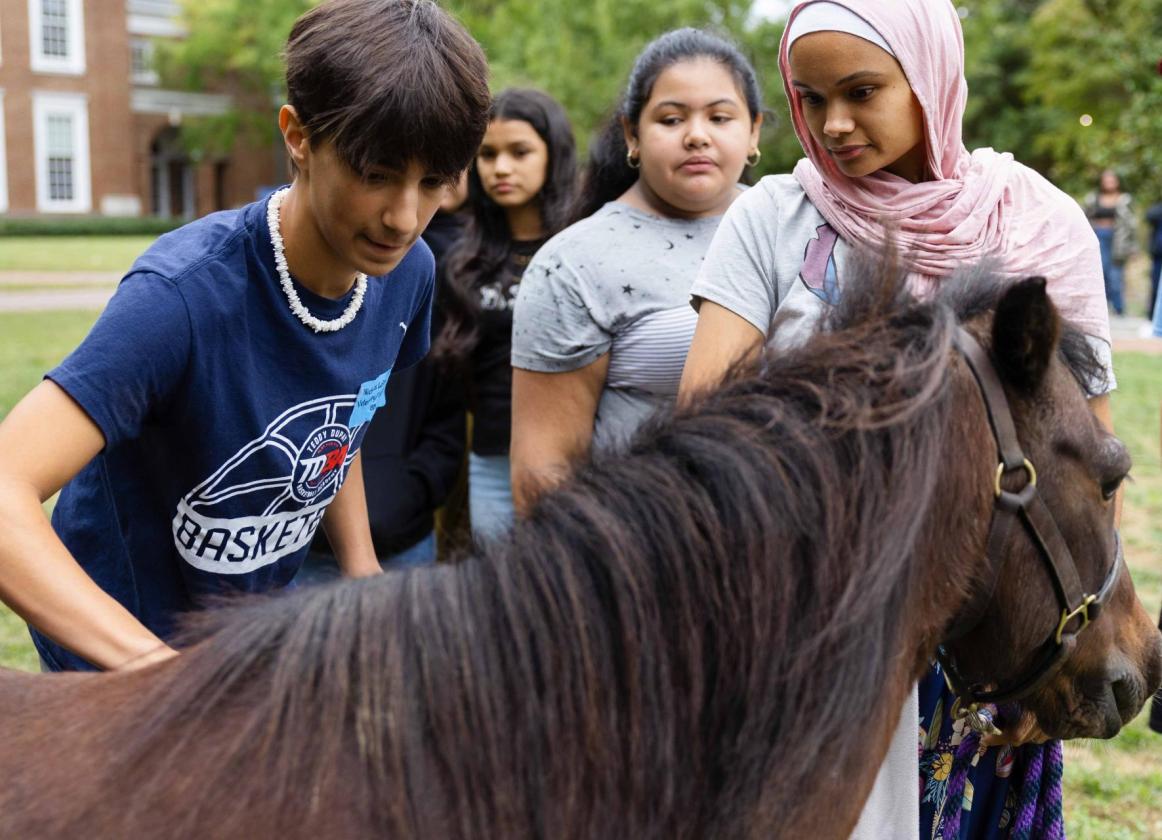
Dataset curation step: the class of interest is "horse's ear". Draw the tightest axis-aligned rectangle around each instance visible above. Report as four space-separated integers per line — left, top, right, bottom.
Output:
991 277 1059 392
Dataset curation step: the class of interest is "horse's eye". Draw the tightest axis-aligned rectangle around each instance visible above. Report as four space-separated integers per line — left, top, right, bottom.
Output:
1101 475 1126 501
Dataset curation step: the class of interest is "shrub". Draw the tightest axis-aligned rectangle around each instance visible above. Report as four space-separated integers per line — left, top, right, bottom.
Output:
0 216 183 236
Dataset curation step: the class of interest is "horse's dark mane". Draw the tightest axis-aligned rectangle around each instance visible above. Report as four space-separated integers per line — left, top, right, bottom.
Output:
83 258 1086 838
923 260 1106 394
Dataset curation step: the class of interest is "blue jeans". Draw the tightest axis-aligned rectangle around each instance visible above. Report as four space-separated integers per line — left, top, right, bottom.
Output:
1151 256 1162 336
468 452 514 541
1095 227 1125 315
295 531 437 585
1147 255 1162 320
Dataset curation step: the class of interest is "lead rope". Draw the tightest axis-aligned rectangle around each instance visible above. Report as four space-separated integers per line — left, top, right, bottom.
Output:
938 710 987 839
1013 739 1064 840
939 707 1064 839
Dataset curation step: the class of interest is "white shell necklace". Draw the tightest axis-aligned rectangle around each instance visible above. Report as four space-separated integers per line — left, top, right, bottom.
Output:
266 187 368 333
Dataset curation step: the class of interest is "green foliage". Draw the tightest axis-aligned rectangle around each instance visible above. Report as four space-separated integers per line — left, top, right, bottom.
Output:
153 0 314 157
959 0 1162 202
960 1 1045 170
156 0 806 173
452 0 744 141
0 217 179 236
1024 0 1162 201
153 0 1162 199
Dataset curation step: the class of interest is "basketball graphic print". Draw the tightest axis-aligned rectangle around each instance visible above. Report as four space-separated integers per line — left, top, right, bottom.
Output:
172 395 367 576
291 425 352 503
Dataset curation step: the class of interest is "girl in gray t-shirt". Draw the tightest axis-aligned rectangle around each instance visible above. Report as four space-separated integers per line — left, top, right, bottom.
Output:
509 28 765 512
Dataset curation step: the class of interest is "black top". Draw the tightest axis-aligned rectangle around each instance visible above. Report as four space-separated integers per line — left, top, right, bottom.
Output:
424 209 468 264
312 209 468 558
1147 203 1162 256
470 237 545 456
357 343 466 555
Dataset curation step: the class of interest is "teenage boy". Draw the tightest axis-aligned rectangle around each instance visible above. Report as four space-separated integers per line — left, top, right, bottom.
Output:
0 0 490 672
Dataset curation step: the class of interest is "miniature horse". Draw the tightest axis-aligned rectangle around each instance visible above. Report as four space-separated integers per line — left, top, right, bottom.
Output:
0 261 1158 839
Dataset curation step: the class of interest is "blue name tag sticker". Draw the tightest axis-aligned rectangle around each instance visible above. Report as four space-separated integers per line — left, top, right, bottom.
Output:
348 369 391 429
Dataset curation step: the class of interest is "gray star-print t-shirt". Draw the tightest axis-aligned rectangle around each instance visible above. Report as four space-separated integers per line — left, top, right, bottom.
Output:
512 201 722 452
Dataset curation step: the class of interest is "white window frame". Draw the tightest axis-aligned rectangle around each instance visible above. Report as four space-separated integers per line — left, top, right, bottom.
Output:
32 91 91 213
0 91 8 213
130 36 159 85
29 0 86 75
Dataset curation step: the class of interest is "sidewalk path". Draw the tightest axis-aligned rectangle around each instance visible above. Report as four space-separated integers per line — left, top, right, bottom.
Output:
1109 314 1162 355
0 271 119 312
0 271 121 287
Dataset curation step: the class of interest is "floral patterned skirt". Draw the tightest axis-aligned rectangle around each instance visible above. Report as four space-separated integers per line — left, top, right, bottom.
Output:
918 662 1064 840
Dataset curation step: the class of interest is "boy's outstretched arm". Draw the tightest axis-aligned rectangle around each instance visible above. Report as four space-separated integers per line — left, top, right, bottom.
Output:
0 381 177 670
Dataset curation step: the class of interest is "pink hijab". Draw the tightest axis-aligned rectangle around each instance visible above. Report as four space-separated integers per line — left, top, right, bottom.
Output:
779 0 1109 343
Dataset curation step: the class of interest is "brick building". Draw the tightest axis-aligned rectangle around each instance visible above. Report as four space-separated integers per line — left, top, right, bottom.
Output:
0 0 281 219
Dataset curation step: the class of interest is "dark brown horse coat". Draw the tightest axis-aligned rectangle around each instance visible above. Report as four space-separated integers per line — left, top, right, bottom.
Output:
1 262 1157 839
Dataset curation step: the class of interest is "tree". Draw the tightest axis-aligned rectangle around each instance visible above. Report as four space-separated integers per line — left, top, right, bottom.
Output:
156 0 808 174
157 0 1161 198
1022 0 1162 201
958 0 1047 172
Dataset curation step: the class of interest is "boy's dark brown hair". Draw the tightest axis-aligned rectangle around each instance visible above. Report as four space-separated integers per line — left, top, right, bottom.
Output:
285 0 490 180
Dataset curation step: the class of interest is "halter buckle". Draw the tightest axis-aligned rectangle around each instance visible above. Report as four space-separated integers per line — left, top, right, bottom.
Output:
1056 594 1097 645
994 458 1037 498
950 697 1002 736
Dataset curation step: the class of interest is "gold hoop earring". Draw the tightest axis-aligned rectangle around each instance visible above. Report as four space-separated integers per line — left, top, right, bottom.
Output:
626 150 641 170
746 149 762 167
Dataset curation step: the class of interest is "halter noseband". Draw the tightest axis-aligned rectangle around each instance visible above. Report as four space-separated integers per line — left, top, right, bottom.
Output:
935 327 1123 732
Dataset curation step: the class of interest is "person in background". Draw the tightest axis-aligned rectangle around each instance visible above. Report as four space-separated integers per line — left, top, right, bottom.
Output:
424 171 470 263
509 29 763 508
301 173 471 577
1084 168 1138 316
1153 605 1162 733
678 1 1115 837
435 88 577 541
1146 200 1162 324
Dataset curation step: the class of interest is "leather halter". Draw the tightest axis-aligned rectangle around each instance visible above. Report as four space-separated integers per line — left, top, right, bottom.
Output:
935 327 1123 721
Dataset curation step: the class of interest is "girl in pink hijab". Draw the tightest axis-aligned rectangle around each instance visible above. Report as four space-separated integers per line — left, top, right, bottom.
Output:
681 1 1112 838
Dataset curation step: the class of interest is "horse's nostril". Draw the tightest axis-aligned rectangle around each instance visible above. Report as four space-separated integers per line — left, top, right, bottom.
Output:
1111 676 1141 722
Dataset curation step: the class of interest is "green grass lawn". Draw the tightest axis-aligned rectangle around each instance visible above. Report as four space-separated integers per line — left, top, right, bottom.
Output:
0 309 99 670
0 310 100 417
0 310 1158 833
0 236 156 272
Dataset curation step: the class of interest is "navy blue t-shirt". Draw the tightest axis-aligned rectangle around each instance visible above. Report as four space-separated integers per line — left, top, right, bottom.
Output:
35 193 433 670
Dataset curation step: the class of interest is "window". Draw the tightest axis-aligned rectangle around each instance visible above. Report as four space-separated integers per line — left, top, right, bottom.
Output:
45 115 74 201
41 0 69 56
33 92 90 212
29 0 85 75
131 37 158 85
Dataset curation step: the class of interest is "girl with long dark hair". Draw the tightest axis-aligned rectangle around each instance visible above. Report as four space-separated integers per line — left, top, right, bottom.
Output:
437 88 577 540
509 29 764 511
